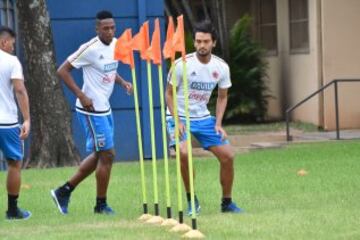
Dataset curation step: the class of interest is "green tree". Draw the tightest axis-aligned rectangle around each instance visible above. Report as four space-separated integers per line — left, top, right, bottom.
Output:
225 15 270 123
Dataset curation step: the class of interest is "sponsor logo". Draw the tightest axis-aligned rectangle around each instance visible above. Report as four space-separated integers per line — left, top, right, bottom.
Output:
104 62 118 73
190 81 217 91
188 92 211 102
102 73 116 84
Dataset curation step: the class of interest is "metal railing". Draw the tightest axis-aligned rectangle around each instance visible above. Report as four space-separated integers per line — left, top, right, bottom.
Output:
286 79 360 141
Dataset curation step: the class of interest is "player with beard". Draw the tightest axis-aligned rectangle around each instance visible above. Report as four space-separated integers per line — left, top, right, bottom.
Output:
165 21 244 215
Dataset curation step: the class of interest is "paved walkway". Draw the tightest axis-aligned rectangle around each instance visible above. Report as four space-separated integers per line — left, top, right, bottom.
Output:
191 129 360 157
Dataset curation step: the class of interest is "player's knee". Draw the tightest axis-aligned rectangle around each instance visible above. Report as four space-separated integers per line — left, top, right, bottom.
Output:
7 160 21 170
99 149 115 163
180 151 189 163
221 151 235 165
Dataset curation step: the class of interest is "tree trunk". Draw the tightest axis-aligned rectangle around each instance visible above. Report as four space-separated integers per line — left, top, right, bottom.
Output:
180 0 196 30
209 0 229 60
201 0 210 20
16 0 80 168
219 0 230 60
168 0 182 16
164 1 172 17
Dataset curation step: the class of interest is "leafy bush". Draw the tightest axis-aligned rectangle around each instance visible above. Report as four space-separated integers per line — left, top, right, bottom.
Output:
223 15 270 123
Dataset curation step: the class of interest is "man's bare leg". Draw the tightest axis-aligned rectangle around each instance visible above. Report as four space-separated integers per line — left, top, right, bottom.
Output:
69 152 99 187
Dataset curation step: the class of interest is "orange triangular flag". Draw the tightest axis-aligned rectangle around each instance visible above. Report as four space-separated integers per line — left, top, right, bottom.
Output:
132 21 150 60
172 15 186 59
162 16 175 60
114 29 135 69
146 18 162 65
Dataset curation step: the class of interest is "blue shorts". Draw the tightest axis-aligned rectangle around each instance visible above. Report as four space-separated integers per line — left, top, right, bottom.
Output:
77 112 114 153
0 125 23 161
166 116 229 150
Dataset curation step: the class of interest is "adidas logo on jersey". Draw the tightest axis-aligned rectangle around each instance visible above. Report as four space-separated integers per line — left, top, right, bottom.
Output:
99 54 104 60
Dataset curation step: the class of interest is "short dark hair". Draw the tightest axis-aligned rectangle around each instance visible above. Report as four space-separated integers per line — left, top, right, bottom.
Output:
193 20 217 41
96 10 113 20
0 26 16 38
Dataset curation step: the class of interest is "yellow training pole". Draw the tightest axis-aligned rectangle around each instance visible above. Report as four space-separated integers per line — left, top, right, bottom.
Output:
169 60 191 233
181 61 205 239
157 64 178 227
131 67 152 221
145 60 164 224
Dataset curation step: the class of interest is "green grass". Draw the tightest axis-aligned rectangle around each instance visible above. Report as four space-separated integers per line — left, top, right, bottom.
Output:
224 121 320 135
0 140 359 239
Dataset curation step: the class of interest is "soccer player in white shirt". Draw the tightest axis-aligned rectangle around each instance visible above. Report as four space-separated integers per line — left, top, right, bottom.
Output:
51 11 132 215
0 26 31 220
166 21 244 214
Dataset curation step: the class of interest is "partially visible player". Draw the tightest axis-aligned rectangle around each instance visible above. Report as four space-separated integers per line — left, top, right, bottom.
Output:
0 26 31 220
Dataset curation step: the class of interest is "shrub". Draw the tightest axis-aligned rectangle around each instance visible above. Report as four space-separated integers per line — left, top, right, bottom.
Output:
221 15 270 123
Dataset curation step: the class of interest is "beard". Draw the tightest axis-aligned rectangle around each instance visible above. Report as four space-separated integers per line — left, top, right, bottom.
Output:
197 48 211 57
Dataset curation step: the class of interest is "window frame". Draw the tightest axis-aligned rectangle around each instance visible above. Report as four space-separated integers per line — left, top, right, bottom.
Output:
0 0 15 28
0 0 19 54
289 0 310 54
257 0 278 56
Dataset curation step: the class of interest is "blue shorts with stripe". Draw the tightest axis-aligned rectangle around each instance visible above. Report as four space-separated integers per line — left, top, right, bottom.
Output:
0 125 23 161
166 116 229 150
77 112 114 153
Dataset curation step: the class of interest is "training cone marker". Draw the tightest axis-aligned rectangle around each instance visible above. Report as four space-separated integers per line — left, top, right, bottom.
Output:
138 213 152 221
182 229 205 239
161 218 178 226
170 223 192 233
297 169 308 176
146 215 164 224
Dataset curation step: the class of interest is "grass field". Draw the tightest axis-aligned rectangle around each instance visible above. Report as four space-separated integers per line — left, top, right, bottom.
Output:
0 140 359 239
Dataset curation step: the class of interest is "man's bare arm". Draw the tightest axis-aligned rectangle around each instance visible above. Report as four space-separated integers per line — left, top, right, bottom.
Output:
13 79 30 139
57 61 94 111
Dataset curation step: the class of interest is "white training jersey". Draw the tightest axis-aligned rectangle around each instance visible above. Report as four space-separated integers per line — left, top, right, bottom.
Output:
167 53 232 119
0 49 24 125
68 36 118 115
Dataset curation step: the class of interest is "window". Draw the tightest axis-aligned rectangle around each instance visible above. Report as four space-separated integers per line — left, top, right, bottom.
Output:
0 0 19 54
258 0 278 55
0 0 15 28
289 0 309 54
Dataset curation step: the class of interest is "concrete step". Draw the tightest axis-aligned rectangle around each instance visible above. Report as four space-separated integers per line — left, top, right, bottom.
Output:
172 129 360 157
191 131 287 148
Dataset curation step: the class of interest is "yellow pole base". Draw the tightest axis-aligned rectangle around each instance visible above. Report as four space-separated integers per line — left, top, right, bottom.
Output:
161 218 178 226
138 213 152 221
169 223 192 233
146 215 164 224
182 229 205 239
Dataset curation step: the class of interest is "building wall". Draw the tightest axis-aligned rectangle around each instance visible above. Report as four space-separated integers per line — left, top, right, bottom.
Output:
265 56 283 120
265 0 288 121
321 0 360 130
223 0 360 129
223 0 284 120
286 0 321 125
264 0 321 124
